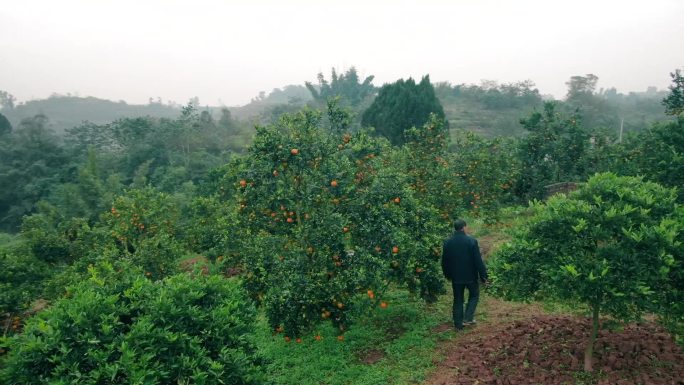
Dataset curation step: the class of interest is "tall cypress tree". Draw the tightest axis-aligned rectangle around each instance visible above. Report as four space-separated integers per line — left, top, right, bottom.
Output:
361 75 446 145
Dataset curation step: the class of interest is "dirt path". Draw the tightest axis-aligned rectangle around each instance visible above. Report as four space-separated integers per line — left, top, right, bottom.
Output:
425 296 545 384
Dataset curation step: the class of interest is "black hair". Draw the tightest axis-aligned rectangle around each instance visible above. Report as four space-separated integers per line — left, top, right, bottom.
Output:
454 219 467 231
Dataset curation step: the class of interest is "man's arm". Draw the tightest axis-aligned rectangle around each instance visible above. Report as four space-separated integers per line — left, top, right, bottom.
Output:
441 242 451 280
473 239 488 283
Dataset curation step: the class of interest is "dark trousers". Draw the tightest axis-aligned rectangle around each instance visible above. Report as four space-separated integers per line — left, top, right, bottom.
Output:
452 281 480 329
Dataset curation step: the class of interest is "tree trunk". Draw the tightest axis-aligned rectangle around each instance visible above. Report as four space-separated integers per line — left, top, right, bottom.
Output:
583 305 600 372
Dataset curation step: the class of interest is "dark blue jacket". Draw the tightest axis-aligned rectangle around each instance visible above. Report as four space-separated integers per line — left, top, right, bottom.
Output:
441 231 488 284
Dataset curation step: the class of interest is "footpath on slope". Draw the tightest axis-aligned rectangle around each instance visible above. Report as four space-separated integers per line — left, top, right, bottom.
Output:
424 233 684 385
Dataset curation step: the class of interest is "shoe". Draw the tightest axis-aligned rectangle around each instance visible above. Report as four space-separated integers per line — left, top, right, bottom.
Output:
454 325 464 331
463 320 477 327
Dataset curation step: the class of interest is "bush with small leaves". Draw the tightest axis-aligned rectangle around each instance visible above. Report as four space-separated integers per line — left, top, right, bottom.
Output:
489 173 681 371
1 262 265 385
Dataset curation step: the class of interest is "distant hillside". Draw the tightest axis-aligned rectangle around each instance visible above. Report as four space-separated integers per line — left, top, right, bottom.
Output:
0 80 668 138
1 86 313 134
226 85 312 122
2 95 183 134
434 81 670 138
435 81 544 137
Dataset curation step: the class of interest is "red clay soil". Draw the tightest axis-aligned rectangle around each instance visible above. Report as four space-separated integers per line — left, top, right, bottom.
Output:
425 313 684 385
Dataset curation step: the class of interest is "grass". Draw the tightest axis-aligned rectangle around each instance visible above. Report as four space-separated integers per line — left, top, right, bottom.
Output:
254 288 456 385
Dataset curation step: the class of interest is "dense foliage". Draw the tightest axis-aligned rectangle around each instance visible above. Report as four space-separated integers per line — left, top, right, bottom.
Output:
1 263 264 384
514 102 590 199
621 118 684 199
663 69 684 117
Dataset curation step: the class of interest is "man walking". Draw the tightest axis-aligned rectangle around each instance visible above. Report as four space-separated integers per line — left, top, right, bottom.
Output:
441 219 488 330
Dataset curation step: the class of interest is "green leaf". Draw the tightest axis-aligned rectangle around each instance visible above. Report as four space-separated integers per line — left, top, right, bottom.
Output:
572 218 587 233
563 264 579 278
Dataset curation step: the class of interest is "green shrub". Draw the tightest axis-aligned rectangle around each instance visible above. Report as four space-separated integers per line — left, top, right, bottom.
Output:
0 252 49 317
103 187 184 278
1 262 265 384
489 173 681 370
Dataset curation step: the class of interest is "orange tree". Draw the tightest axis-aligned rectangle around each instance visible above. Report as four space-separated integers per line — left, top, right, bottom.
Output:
449 130 519 219
488 173 680 371
102 187 184 279
402 114 458 221
212 108 447 337
402 115 517 222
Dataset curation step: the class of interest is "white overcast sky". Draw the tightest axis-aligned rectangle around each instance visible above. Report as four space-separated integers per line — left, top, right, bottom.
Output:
1 0 683 106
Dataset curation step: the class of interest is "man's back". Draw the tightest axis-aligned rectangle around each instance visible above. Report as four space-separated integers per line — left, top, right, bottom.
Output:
441 231 487 284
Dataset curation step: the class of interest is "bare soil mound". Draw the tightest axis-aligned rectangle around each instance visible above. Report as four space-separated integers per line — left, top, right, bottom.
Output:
427 315 684 385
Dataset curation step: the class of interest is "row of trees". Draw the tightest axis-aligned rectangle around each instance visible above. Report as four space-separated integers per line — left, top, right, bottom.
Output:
0 105 247 233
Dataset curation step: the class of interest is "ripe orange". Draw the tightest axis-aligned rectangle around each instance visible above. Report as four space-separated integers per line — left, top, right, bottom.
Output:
393 197 401 204
367 290 375 299
296 338 302 343
286 217 294 223
336 302 344 309
239 179 247 187
380 301 388 309
290 148 299 155
331 180 338 187
337 335 345 341
392 246 399 254
284 336 291 343
415 267 424 273
315 335 323 341
342 226 349 233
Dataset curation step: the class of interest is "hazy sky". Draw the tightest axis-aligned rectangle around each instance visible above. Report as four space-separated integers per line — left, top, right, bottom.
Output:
2 0 683 106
